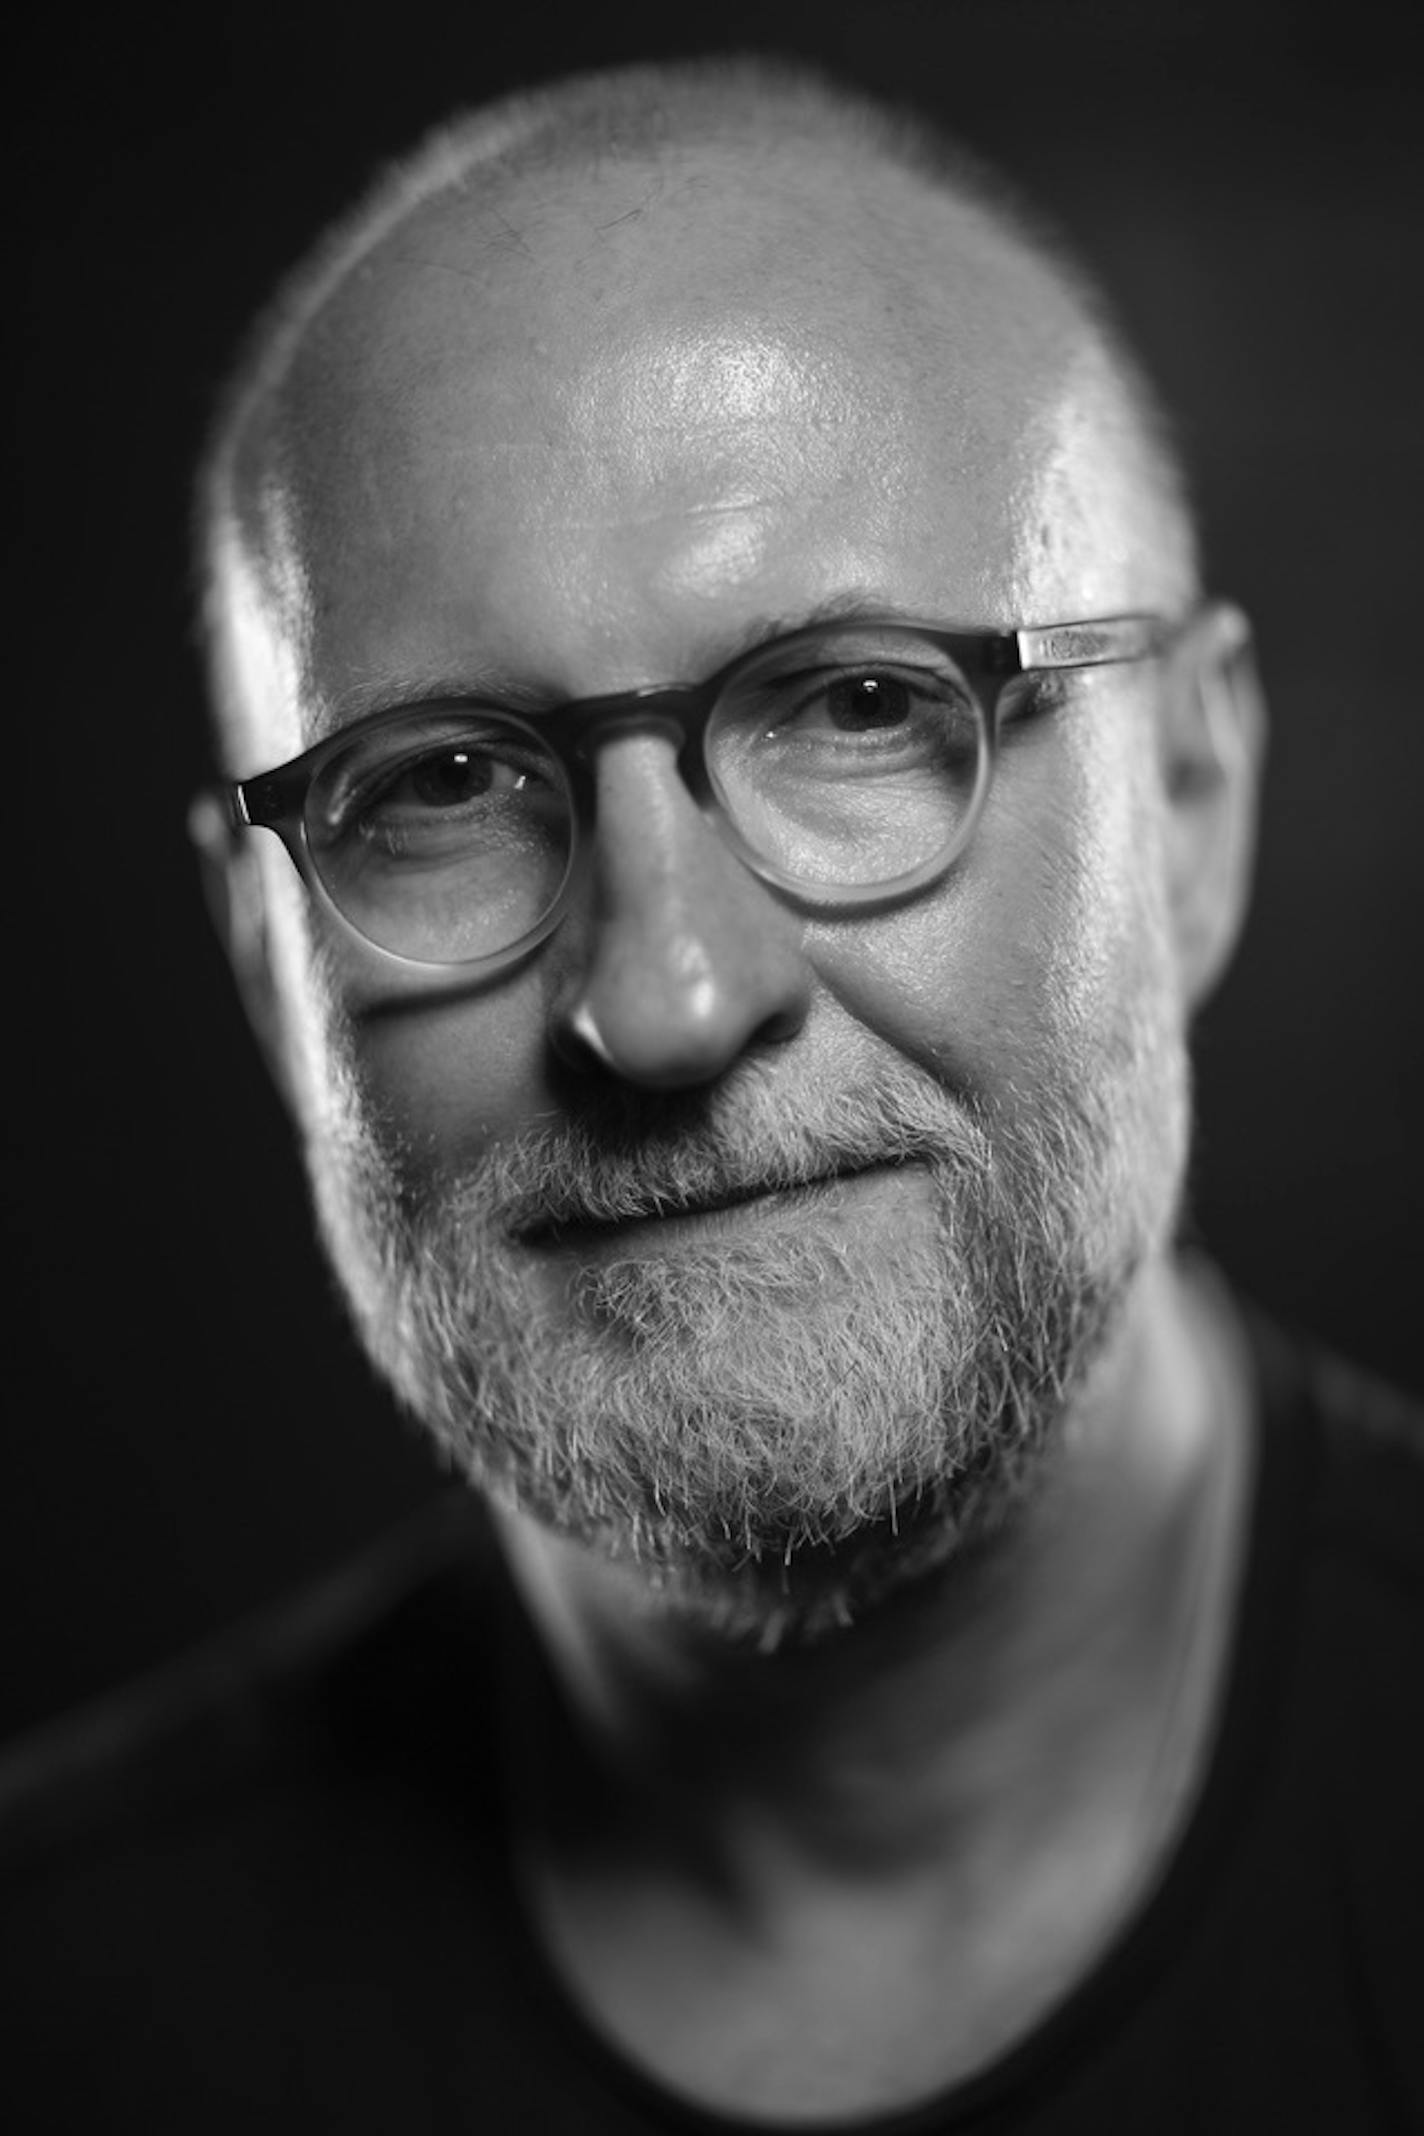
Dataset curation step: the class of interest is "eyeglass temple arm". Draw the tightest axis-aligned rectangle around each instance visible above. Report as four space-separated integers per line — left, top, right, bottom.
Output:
1013 615 1173 672
229 763 310 834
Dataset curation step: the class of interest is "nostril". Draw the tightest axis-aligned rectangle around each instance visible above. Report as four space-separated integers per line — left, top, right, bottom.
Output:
548 996 616 1078
566 1000 615 1070
753 999 808 1052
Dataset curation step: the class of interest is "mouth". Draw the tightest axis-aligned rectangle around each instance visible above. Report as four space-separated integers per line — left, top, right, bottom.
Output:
524 1161 912 1252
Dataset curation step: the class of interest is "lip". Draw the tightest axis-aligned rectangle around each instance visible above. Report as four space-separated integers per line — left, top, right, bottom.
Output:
528 1161 917 1255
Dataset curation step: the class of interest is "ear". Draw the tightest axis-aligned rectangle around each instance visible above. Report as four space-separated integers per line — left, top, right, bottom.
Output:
188 791 303 1118
1155 601 1267 1012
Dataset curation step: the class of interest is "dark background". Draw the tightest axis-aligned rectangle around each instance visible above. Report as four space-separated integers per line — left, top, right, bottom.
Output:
8 0 1422 1747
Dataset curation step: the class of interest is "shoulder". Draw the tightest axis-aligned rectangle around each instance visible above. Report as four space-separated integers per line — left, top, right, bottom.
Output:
0 1492 536 2126
1221 1310 1424 2115
1246 1305 1424 1587
0 1492 570 2129
1233 1301 1424 1834
0 1489 510 1884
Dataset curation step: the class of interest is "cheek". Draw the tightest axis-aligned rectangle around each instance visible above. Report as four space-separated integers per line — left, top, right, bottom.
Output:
812 705 1172 1102
351 981 553 1193
260 838 557 1198
1012 720 1173 1071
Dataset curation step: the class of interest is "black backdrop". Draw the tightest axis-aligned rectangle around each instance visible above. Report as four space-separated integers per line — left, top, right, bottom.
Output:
9 0 1423 1747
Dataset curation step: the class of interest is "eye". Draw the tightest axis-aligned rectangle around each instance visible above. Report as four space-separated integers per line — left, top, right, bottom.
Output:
309 717 568 865
392 746 517 810
753 661 978 763
819 672 917 731
352 741 557 850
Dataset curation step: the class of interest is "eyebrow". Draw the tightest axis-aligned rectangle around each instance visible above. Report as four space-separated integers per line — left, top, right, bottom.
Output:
307 590 926 741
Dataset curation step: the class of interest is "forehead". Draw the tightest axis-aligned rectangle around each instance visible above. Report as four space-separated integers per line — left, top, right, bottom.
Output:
232 142 1162 749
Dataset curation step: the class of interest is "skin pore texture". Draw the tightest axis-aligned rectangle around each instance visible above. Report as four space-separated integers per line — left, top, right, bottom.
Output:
204 104 1264 2122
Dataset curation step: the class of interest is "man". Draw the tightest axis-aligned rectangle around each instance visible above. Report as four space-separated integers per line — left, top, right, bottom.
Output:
3 55 1420 2132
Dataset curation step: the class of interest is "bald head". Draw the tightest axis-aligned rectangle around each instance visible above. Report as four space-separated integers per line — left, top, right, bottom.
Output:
196 58 1198 768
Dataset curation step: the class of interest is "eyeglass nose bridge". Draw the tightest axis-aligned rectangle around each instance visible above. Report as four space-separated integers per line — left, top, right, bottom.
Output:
545 679 721 800
540 679 730 820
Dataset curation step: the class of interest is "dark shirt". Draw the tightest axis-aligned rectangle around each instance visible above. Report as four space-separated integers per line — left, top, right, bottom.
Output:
2 1306 1421 2133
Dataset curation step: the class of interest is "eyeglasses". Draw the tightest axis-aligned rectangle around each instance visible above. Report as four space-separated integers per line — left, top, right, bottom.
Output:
224 611 1183 972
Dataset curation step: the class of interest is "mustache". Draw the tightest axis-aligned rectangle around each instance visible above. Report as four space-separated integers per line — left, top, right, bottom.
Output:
467 1067 996 1241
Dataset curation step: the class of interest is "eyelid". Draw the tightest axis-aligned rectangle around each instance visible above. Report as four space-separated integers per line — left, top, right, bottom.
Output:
325 701 550 766
328 714 556 786
774 665 974 713
320 682 552 742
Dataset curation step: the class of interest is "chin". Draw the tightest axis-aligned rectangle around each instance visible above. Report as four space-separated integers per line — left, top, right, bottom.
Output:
582 1463 1048 1654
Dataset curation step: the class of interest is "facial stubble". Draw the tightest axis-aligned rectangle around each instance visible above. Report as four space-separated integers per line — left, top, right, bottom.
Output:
302 988 1189 1647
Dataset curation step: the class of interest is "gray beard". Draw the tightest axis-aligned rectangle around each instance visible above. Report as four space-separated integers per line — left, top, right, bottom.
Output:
304 1011 1188 1649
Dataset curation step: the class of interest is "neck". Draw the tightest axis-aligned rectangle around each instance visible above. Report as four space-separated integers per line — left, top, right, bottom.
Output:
494 1254 1251 1894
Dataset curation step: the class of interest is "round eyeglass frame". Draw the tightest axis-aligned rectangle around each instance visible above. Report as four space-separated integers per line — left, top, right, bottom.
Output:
223 611 1182 975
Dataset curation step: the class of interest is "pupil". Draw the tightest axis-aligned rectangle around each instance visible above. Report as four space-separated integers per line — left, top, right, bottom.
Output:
827 674 910 729
412 749 488 805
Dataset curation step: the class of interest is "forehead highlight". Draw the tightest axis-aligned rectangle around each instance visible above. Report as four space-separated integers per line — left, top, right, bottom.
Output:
272 135 1091 440
202 89 1196 761
241 138 1103 565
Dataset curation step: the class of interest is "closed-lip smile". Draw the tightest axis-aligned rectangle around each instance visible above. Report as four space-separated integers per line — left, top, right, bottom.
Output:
529 1161 914 1250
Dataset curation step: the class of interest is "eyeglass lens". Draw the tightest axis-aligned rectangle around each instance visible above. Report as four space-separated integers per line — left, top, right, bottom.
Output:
302 625 990 964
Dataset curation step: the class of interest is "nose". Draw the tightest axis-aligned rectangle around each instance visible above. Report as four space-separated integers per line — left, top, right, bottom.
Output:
549 730 812 1089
